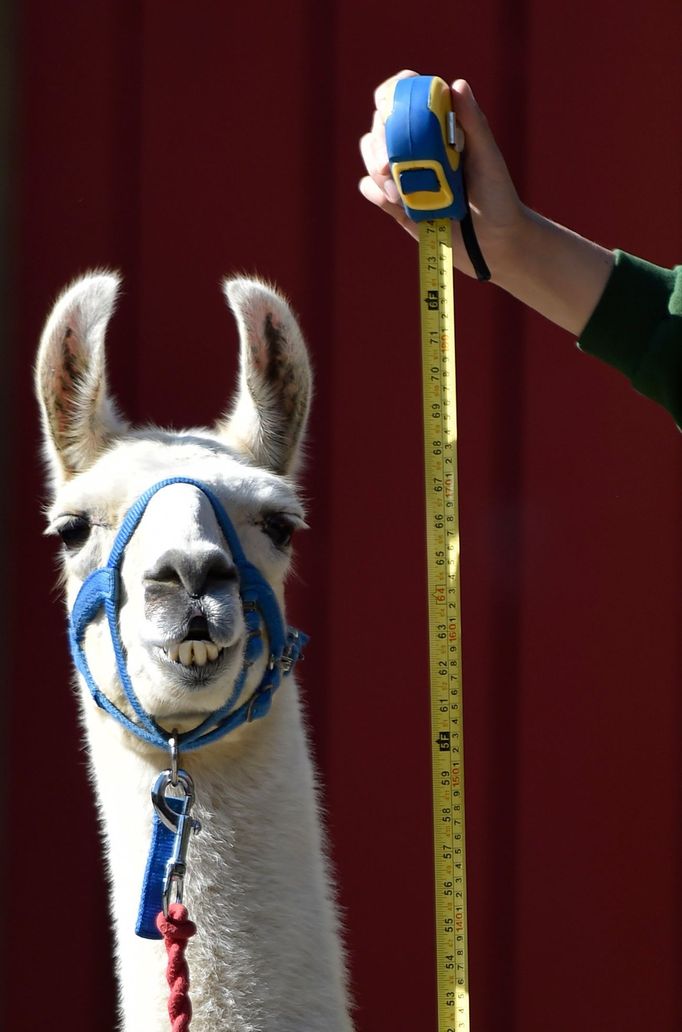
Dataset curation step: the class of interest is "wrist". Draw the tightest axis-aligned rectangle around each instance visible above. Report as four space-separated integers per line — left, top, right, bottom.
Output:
485 204 538 288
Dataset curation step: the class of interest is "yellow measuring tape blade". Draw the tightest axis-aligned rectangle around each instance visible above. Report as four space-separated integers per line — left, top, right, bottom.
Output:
418 219 470 1031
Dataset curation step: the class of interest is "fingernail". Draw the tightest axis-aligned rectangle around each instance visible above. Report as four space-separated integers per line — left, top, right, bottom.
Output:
384 177 400 204
453 78 475 102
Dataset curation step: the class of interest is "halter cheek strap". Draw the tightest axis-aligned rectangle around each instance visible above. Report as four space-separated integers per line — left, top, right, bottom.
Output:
68 477 308 753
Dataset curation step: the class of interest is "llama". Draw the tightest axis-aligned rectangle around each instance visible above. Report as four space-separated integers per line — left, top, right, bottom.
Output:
35 272 353 1032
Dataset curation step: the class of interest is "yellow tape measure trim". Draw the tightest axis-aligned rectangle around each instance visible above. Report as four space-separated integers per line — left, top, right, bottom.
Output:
418 219 470 1032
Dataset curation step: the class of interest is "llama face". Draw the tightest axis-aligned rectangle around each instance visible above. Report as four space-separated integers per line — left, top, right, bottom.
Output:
36 274 311 731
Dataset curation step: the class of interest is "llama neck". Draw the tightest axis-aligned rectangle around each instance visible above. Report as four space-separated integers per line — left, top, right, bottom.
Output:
82 684 352 1032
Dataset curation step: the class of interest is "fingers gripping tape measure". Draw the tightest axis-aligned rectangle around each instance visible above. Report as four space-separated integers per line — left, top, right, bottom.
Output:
386 75 484 1032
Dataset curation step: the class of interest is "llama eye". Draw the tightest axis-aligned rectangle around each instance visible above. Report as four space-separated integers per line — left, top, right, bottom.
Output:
55 515 92 550
260 513 296 550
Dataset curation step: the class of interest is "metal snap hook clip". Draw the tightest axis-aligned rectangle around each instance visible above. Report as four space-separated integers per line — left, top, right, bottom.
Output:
151 767 201 915
168 731 180 786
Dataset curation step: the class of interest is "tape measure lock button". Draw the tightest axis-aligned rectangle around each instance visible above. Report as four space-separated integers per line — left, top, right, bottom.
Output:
393 159 456 216
399 167 441 195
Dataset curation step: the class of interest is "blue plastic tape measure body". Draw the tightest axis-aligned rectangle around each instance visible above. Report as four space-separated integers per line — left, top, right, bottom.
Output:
385 75 467 223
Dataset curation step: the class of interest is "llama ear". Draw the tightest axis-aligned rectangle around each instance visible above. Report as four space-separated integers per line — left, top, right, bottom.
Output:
35 272 129 487
217 277 312 476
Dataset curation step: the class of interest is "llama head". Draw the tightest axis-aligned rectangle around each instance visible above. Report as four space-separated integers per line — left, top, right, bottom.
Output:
35 272 311 733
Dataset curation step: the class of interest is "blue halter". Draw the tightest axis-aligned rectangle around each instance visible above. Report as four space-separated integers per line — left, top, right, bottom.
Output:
68 477 308 752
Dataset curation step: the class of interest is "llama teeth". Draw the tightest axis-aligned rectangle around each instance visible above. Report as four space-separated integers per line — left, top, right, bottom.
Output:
167 639 222 666
193 641 208 667
179 642 194 666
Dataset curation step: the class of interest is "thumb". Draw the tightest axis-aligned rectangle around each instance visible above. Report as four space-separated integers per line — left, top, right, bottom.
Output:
450 78 509 176
450 79 494 149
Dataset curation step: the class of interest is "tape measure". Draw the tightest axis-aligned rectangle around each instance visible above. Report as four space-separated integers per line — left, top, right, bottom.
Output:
386 74 483 1032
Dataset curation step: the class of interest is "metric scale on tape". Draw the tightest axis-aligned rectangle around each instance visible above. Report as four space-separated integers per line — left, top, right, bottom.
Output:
386 75 489 1032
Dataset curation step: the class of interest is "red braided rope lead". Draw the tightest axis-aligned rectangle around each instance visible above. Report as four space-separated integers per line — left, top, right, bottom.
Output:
156 904 197 1031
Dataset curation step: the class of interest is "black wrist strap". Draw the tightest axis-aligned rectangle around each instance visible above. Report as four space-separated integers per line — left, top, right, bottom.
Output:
460 177 491 282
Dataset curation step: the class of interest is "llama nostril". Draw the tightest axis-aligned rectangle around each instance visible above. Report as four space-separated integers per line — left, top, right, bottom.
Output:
203 555 238 592
150 564 181 586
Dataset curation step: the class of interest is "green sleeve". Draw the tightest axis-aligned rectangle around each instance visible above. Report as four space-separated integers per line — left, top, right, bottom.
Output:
578 250 682 426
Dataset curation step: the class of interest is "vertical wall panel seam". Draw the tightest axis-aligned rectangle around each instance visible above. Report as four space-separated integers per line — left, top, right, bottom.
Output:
0 0 15 992
302 0 338 771
487 2 530 1028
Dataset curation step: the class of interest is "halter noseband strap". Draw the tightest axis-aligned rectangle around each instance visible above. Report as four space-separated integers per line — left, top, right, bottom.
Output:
68 477 308 753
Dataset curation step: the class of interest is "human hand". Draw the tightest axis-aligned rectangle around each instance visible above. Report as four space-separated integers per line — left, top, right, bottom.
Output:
359 71 526 280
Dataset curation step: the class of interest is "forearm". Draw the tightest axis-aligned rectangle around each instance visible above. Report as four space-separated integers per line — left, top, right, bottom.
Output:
489 207 615 337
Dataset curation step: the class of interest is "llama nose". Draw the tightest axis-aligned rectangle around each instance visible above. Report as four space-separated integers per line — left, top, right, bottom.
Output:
146 548 238 598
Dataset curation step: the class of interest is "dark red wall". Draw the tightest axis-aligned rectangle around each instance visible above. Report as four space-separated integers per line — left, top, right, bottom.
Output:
6 2 682 1030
